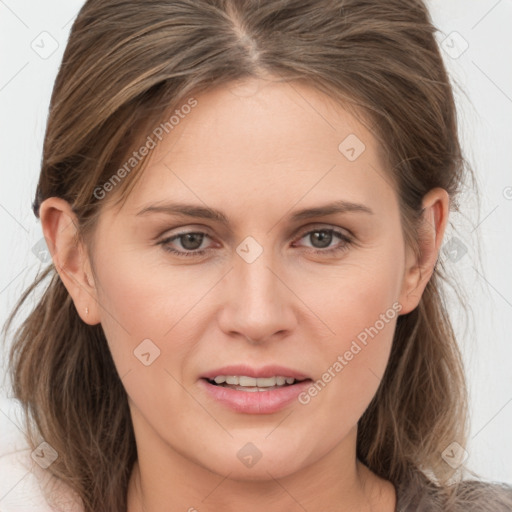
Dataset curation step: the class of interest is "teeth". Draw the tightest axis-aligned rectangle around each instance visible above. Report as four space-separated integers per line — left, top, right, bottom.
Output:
211 375 299 387
239 376 257 386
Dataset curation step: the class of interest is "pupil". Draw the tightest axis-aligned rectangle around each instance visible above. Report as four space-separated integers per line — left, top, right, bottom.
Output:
182 233 203 250
312 231 332 248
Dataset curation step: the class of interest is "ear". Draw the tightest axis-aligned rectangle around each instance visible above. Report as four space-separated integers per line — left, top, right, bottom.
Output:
39 197 101 325
398 187 450 315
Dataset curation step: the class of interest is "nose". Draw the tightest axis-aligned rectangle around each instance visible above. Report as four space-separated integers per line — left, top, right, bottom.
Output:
217 244 297 345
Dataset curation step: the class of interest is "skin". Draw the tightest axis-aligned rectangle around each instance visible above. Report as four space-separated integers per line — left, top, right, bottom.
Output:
40 76 449 512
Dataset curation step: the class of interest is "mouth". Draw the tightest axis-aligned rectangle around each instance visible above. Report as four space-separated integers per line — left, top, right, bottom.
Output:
198 365 313 413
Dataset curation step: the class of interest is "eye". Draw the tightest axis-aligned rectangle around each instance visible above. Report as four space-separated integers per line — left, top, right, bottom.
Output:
158 231 214 258
293 226 353 256
157 225 354 258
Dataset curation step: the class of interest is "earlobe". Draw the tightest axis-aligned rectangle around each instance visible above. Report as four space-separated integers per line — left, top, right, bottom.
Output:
398 188 449 315
39 197 101 325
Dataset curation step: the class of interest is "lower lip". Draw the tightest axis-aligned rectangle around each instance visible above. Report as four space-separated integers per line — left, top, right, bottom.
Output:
199 378 313 414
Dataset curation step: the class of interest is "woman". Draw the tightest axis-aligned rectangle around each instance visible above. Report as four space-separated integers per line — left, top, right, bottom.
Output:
2 0 512 511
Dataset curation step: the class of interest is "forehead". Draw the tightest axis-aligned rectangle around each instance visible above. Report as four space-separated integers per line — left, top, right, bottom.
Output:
109 78 397 226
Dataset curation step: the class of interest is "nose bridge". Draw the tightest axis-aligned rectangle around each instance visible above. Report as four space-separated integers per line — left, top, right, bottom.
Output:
236 236 281 313
241 257 275 302
220 234 295 342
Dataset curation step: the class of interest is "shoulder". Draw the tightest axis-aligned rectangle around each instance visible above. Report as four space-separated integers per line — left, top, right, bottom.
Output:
452 478 512 510
0 396 83 512
396 468 512 512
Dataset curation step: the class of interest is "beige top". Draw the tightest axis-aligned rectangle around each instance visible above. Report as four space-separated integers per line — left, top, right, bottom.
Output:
0 397 81 512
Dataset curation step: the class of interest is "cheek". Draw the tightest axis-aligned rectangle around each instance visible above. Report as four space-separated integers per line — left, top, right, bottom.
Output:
301 243 404 422
92 250 207 430
315 238 403 344
91 243 210 377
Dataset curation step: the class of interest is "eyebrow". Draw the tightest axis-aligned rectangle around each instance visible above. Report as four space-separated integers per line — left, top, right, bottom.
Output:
136 199 373 226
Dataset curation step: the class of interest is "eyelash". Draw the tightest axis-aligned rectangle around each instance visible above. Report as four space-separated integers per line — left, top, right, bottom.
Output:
158 227 354 259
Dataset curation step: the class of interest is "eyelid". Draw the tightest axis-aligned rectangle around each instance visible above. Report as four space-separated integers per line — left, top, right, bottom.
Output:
158 223 352 243
291 222 354 239
156 223 213 237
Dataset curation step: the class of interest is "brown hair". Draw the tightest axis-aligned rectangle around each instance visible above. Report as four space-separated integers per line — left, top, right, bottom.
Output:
2 0 509 510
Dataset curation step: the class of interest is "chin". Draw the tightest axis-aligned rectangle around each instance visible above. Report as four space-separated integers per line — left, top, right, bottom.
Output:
196 447 305 481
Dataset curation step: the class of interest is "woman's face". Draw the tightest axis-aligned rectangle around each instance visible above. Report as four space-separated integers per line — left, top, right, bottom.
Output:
79 77 426 479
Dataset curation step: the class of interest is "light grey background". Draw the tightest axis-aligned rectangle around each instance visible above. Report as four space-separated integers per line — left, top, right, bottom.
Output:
0 0 511 484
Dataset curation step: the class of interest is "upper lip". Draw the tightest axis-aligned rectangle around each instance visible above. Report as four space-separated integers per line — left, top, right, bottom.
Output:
201 364 311 381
